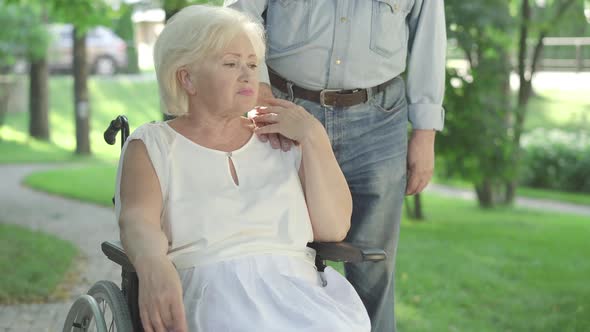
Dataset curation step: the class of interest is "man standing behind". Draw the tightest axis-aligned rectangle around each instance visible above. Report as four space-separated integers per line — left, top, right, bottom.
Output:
225 1 446 331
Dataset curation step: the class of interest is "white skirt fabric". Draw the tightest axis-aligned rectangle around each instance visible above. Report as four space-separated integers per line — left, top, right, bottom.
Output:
178 254 371 332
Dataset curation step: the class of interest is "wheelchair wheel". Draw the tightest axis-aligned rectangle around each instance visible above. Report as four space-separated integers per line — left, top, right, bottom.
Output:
87 280 133 332
63 281 132 332
63 295 108 332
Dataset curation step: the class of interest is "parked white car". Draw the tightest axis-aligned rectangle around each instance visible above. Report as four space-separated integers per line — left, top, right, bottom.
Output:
48 24 128 75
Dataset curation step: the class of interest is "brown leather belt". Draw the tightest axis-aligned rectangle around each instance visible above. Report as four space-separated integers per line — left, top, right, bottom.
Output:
269 70 394 108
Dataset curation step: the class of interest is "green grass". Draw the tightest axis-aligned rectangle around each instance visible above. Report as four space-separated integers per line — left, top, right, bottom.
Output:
0 223 78 304
0 138 80 163
24 163 117 207
0 75 161 163
392 194 590 332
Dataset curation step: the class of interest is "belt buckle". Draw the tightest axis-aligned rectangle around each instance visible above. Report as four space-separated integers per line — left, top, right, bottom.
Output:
319 89 342 108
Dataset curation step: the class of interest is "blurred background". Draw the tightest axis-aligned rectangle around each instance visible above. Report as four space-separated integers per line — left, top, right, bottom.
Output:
0 0 589 331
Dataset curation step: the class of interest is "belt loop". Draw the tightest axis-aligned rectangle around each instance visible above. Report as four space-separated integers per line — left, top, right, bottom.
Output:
366 87 374 103
286 81 295 102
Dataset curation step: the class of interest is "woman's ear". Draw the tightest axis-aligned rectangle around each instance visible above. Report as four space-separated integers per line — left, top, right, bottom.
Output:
177 68 197 95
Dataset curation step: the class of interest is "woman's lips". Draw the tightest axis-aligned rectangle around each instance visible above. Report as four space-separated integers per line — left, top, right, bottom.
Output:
238 88 254 96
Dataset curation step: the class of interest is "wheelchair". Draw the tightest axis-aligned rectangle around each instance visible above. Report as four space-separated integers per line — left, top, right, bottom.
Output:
62 115 387 332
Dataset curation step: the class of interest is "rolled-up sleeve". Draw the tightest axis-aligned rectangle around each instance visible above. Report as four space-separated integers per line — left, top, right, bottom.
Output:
406 0 446 131
224 0 270 85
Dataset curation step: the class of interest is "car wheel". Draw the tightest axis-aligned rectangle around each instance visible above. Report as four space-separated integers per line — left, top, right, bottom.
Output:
94 56 117 76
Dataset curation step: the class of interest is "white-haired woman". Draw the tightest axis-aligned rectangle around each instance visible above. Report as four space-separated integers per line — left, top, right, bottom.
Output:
116 5 370 332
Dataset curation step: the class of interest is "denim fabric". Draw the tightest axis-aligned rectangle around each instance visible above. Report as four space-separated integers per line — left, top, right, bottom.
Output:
272 77 408 332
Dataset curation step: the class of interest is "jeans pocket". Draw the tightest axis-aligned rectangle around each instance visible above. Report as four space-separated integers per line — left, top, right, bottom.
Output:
369 77 407 114
266 0 313 53
370 0 411 58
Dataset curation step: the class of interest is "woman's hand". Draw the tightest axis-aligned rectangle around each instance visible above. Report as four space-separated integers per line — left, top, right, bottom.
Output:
136 255 188 332
251 98 321 144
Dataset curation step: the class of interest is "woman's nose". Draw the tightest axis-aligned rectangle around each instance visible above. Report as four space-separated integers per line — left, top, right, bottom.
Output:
239 64 253 82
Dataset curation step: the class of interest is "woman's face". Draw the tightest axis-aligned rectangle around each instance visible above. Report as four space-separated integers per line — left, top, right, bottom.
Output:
190 33 259 116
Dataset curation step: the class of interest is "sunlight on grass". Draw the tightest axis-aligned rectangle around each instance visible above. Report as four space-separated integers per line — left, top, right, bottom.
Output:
24 163 117 207
0 137 77 163
0 76 161 163
0 125 28 142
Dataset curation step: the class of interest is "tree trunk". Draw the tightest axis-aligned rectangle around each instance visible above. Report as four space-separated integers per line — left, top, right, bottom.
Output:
506 0 532 205
413 194 424 220
73 27 91 155
29 58 50 140
0 76 13 134
475 179 495 208
507 0 574 204
404 197 414 218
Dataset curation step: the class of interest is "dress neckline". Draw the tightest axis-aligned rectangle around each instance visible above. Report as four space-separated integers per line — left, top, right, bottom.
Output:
163 121 256 156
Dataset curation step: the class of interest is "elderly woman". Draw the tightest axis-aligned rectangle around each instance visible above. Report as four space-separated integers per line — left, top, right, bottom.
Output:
115 5 370 332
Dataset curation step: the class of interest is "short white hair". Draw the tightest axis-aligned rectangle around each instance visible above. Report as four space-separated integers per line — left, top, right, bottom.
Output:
153 5 266 116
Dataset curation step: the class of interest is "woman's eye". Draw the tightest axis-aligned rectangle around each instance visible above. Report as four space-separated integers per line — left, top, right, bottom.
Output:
248 64 258 69
224 63 237 67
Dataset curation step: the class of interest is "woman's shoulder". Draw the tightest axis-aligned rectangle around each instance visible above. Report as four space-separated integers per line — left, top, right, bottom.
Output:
129 121 176 145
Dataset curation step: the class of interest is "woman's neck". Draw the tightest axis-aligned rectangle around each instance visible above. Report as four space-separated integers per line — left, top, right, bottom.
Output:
169 109 252 150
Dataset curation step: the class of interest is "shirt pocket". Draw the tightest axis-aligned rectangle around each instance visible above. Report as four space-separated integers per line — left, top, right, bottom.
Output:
266 0 313 53
370 0 411 58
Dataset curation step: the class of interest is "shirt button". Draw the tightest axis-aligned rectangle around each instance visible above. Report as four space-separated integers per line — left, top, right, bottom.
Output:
335 59 341 65
340 17 347 23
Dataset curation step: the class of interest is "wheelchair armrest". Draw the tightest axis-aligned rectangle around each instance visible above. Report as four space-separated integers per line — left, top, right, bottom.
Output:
102 240 386 272
307 242 387 263
102 241 136 272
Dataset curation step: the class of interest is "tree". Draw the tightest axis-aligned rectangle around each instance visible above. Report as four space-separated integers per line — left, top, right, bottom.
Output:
0 1 48 138
49 0 117 155
114 3 139 74
506 0 579 203
8 0 117 153
440 0 516 208
440 0 585 208
28 4 50 140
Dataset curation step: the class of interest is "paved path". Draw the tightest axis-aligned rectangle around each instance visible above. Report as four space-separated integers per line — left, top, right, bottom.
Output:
0 164 588 331
0 164 120 331
426 184 590 217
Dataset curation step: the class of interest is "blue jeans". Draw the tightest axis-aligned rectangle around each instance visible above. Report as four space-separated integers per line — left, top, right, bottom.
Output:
272 77 408 332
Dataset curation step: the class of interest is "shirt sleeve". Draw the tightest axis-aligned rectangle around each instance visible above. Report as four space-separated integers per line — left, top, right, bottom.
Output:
405 0 447 131
224 0 270 85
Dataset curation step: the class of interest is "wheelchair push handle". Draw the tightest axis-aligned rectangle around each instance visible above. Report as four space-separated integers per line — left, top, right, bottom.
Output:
104 115 130 149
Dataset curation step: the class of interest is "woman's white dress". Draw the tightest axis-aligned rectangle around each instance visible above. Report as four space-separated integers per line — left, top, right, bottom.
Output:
115 122 370 331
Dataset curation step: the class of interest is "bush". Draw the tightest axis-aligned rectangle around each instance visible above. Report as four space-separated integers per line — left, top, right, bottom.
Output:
520 129 590 193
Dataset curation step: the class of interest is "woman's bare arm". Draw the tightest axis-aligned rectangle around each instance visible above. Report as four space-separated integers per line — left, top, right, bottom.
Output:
118 140 188 332
252 100 352 242
297 126 352 242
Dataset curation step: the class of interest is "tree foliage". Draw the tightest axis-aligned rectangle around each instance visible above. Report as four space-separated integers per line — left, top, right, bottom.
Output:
439 1 516 207
0 1 48 71
439 0 585 208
